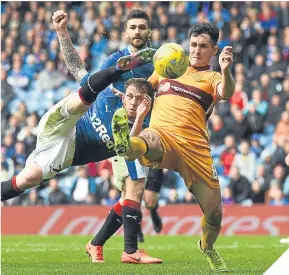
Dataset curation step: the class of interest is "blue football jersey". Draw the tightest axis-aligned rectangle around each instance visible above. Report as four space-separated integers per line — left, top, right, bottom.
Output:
72 47 154 166
72 89 121 165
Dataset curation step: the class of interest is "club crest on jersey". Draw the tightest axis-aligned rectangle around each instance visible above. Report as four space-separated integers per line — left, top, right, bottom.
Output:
90 113 114 150
159 82 171 92
192 74 204 82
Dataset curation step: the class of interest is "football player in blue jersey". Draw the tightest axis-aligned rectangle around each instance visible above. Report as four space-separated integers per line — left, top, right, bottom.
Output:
1 9 163 265
1 46 163 264
52 9 163 264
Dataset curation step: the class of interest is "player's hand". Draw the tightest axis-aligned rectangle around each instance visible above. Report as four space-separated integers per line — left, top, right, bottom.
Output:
219 46 233 72
136 94 152 120
52 10 68 32
111 86 124 97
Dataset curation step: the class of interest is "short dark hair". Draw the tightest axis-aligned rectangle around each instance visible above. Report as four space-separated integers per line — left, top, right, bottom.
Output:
125 78 154 97
125 9 151 28
189 22 220 46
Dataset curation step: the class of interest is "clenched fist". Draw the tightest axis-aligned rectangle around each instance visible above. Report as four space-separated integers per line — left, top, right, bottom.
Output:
219 46 233 72
52 10 68 32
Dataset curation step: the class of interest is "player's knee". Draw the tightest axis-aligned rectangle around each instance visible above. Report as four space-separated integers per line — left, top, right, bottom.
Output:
125 179 145 202
16 165 42 190
144 195 158 209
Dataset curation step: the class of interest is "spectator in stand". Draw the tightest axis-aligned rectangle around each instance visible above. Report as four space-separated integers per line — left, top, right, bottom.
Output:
71 166 96 204
231 140 256 182
208 1 231 23
281 31 289 63
244 89 268 116
22 189 44 206
229 82 248 111
250 134 263 158
36 60 66 92
82 8 97 37
246 104 265 134
1 68 15 103
221 187 233 205
277 2 289 29
274 111 289 142
102 188 120 206
280 78 289 104
258 2 278 32
265 94 283 126
2 133 15 159
250 178 265 204
230 27 245 64
228 109 250 142
265 35 279 67
12 141 26 174
22 54 39 82
267 50 287 82
209 114 230 147
265 163 287 190
1 150 15 180
48 178 69 205
270 140 289 168
220 135 237 177
229 166 251 204
258 73 274 101
95 168 112 204
267 183 289 206
7 59 29 89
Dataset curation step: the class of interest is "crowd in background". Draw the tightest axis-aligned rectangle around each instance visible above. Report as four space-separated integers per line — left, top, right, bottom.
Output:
1 1 289 206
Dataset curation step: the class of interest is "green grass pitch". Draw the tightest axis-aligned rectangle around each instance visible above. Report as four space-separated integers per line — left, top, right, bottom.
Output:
1 235 288 275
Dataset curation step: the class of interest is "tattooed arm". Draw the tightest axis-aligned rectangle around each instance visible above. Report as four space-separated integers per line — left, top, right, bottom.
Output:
52 10 88 83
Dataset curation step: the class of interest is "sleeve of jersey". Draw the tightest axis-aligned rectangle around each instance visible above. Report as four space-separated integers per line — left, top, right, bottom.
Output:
148 70 160 90
211 72 223 102
80 52 121 88
100 52 121 70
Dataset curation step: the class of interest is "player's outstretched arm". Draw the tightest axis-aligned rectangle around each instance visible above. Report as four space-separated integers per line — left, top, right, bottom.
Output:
52 10 88 84
130 94 152 137
217 46 235 100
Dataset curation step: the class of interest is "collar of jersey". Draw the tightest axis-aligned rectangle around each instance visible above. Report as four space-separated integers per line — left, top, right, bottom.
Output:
128 45 149 54
188 65 211 72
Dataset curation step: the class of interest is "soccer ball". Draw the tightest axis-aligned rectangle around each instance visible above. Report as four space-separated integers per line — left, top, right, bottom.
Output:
153 43 189 79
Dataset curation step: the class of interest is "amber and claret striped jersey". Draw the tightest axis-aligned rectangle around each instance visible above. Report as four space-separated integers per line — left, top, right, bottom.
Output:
148 66 222 143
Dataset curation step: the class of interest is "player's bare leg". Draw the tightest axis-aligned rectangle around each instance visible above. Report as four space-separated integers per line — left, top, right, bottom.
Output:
143 190 163 233
190 182 228 272
1 163 43 201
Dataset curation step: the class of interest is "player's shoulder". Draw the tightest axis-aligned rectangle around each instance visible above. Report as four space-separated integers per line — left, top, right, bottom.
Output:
107 48 130 60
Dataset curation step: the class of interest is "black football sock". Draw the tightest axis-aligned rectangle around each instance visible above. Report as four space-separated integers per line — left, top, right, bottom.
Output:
1 176 24 201
79 66 123 104
150 203 163 233
91 201 123 246
150 202 159 219
122 199 141 254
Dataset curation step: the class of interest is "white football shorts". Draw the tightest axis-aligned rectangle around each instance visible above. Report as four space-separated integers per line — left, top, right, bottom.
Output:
26 93 85 179
111 156 149 191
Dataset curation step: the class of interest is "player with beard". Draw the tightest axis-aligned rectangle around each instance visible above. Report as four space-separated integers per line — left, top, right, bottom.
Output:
52 9 163 263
